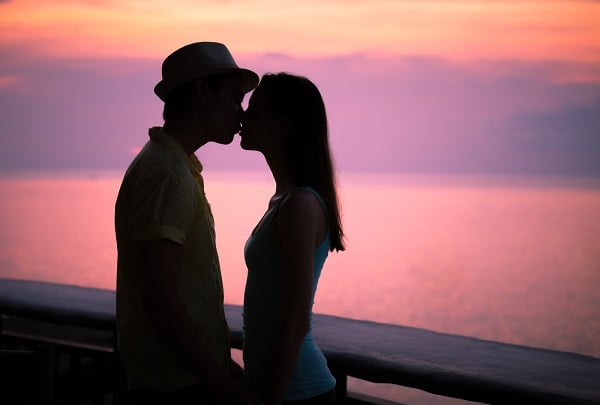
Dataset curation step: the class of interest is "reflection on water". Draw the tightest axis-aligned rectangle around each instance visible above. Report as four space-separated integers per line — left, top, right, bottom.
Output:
1 170 599 404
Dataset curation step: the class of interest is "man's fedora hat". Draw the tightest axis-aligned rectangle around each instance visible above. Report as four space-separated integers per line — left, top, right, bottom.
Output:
154 42 259 101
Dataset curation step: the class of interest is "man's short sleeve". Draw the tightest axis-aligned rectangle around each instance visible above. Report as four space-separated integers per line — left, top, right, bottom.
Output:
128 168 196 244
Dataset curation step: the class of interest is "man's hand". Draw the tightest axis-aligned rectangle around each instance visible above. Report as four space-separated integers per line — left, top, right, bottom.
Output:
218 379 263 405
230 358 250 386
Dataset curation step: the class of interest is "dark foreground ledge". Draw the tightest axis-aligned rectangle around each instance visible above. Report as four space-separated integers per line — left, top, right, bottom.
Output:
1 278 599 405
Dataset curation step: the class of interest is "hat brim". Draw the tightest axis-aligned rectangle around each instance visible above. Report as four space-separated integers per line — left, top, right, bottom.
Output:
154 66 259 101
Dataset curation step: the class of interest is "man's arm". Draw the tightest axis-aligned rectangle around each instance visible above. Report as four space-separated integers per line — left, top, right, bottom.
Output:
140 238 260 404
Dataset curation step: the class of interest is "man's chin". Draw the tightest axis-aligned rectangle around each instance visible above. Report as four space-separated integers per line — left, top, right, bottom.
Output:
239 140 257 152
215 133 236 145
238 136 250 150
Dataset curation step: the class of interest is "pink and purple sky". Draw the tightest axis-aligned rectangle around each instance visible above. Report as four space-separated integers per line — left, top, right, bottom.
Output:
1 0 599 176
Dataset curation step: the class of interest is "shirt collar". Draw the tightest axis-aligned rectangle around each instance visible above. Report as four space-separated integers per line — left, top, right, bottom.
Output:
148 126 204 179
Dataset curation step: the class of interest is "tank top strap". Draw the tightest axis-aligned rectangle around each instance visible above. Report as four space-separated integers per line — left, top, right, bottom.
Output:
294 186 327 212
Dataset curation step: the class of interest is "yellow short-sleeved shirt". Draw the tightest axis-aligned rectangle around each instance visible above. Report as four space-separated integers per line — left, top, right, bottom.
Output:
115 127 230 391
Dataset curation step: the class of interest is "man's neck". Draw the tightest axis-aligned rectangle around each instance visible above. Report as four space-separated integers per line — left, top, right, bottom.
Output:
163 124 206 155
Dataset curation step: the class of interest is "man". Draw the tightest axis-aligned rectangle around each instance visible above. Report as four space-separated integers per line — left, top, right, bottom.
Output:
115 42 261 404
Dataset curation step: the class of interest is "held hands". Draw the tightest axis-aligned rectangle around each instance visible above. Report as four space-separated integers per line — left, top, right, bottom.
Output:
230 357 250 386
219 379 263 405
219 358 263 405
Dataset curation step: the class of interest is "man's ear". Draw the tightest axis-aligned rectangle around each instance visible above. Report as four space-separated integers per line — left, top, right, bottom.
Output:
195 79 210 105
278 117 292 136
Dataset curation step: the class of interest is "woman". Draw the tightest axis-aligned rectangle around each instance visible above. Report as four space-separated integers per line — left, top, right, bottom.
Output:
240 73 345 405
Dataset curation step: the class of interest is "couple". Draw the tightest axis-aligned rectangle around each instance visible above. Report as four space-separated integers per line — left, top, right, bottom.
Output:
114 42 345 405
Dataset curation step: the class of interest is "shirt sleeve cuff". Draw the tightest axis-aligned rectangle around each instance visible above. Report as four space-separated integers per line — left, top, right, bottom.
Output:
133 225 186 244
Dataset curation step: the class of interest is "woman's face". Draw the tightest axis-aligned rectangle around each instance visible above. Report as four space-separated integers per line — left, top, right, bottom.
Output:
239 86 284 153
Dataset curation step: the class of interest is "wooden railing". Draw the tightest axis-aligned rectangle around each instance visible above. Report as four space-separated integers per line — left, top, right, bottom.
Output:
1 278 599 405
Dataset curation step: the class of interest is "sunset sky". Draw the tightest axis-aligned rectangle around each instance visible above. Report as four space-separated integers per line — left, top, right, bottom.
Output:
1 0 599 175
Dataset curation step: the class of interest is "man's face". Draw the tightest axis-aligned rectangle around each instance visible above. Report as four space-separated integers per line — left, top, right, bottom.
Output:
201 75 246 145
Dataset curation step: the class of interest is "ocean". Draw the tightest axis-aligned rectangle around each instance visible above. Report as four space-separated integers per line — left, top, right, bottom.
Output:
1 170 599 404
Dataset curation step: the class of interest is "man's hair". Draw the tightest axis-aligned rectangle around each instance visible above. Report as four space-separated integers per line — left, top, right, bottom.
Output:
162 73 235 123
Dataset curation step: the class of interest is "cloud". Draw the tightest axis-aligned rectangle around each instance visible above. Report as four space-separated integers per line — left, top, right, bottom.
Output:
247 54 600 175
510 100 600 150
498 100 600 175
0 74 22 88
0 50 162 170
2 0 599 62
1 50 599 176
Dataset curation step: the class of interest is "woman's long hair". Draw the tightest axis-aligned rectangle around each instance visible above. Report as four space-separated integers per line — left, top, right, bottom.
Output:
259 73 345 251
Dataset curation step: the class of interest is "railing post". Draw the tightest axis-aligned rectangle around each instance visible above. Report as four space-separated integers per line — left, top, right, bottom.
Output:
331 366 347 402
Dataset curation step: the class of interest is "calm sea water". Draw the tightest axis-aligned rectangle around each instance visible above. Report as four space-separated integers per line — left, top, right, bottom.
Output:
1 170 599 404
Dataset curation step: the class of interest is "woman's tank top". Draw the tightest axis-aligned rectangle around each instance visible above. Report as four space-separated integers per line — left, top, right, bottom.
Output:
242 187 336 400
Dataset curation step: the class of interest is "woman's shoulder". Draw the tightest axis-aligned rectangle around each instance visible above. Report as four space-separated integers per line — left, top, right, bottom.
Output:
278 187 326 226
282 187 322 209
